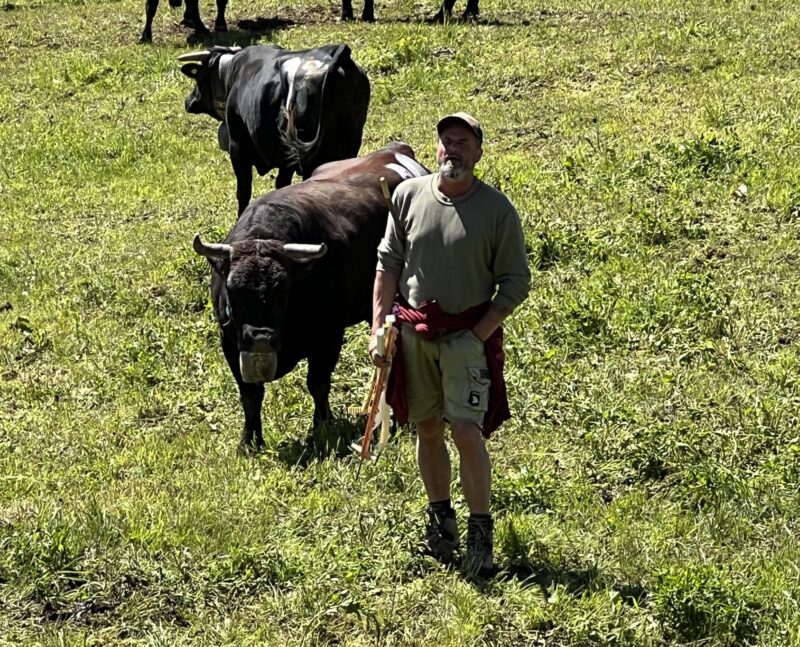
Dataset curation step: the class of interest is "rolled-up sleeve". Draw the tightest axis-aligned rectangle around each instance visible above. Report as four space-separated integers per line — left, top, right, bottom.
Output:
491 206 531 312
376 194 405 277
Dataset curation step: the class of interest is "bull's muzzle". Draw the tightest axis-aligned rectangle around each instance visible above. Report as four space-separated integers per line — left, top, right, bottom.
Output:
239 351 278 383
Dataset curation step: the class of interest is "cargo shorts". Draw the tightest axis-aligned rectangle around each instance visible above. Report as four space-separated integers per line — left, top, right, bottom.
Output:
400 323 491 426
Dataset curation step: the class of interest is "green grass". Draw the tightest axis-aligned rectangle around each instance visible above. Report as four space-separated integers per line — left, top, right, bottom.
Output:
2 0 800 644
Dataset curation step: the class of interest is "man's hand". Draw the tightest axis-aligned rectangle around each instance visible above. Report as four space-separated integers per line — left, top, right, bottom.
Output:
369 330 392 369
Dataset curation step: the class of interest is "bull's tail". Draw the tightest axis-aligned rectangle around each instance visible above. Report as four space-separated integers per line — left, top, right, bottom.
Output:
280 44 352 176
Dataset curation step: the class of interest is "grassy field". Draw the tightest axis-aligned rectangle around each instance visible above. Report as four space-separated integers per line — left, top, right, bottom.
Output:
2 0 800 644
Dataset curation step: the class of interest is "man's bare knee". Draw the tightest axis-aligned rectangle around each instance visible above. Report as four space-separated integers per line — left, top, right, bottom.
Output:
417 416 445 442
450 420 484 450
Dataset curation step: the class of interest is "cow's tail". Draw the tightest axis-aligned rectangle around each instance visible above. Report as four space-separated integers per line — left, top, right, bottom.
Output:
280 44 352 176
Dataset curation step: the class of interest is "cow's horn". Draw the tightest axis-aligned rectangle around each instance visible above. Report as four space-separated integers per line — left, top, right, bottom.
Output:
193 233 232 259
282 243 327 262
178 50 212 62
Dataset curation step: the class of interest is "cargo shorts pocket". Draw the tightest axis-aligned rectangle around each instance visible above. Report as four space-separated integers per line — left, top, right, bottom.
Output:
464 366 491 412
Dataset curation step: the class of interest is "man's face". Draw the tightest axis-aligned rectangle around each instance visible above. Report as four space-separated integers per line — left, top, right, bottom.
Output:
436 123 483 180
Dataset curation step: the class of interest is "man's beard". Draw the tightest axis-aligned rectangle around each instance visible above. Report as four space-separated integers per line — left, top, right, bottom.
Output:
439 158 467 179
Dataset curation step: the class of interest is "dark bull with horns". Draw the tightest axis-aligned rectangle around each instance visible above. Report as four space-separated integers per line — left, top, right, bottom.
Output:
180 43 371 216
193 142 429 452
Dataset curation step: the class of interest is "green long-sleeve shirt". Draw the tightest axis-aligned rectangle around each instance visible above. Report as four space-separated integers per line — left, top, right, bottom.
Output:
376 173 531 315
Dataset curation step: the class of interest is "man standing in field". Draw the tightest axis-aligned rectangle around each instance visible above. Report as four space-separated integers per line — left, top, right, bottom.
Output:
370 112 531 577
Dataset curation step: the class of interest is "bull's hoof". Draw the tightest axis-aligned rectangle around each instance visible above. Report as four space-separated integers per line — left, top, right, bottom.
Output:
461 9 479 21
340 11 355 21
138 31 153 44
214 20 228 32
361 11 375 21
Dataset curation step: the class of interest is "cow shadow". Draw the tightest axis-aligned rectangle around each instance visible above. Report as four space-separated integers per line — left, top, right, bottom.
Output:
275 416 364 467
187 17 295 45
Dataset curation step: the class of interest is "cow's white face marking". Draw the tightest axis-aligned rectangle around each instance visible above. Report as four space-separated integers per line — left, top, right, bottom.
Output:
385 152 426 180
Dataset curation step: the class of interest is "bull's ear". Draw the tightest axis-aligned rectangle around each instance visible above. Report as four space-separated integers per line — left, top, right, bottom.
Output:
181 63 202 79
282 243 327 264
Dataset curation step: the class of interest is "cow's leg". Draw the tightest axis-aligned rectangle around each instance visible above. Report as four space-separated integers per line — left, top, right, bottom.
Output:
231 155 253 217
361 0 375 22
427 0 457 23
215 0 228 31
306 330 345 426
222 333 266 452
182 0 209 33
140 0 159 43
341 0 355 21
275 167 294 189
462 0 479 19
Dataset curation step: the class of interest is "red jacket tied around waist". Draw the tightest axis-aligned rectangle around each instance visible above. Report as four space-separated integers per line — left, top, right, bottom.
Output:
385 299 511 438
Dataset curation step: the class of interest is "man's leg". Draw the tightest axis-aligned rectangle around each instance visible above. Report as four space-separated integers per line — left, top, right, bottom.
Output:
451 419 494 576
450 420 491 514
416 416 459 559
416 416 449 502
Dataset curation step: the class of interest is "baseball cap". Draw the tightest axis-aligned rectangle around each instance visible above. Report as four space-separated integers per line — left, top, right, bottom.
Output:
436 112 483 145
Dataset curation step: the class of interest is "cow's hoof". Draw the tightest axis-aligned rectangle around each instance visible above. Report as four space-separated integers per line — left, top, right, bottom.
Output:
425 10 448 23
361 12 375 22
237 441 264 456
461 9 479 21
138 32 153 44
215 20 228 32
340 12 354 21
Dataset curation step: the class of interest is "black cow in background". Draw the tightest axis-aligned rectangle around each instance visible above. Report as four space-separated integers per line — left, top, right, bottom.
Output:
180 44 370 216
140 0 228 43
192 142 429 452
341 0 478 22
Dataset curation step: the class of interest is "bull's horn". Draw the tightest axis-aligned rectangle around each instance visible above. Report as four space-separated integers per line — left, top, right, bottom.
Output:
282 243 327 262
193 233 232 259
178 50 211 62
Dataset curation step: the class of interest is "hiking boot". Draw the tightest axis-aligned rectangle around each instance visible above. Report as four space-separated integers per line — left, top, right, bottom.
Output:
464 515 494 578
419 506 460 561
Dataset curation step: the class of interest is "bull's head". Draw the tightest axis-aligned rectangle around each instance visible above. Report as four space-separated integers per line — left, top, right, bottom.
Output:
193 233 327 383
178 47 240 121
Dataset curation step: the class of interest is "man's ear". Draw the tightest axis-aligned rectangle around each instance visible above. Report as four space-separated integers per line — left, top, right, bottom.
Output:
181 63 202 79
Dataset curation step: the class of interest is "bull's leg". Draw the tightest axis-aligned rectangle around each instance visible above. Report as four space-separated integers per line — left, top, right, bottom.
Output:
231 155 253 216
215 0 228 31
341 0 355 21
222 333 266 452
275 167 294 189
306 331 345 426
361 0 375 22
140 0 159 43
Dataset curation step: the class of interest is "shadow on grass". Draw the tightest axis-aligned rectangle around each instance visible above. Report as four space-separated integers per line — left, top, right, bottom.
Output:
499 559 648 604
275 417 363 467
186 18 295 46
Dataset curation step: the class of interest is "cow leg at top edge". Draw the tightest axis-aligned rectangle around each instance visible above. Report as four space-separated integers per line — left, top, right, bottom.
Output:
462 0 479 19
306 331 345 427
215 0 228 31
140 0 159 43
222 333 266 453
427 0 457 23
361 0 375 22
340 0 355 21
275 167 294 189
